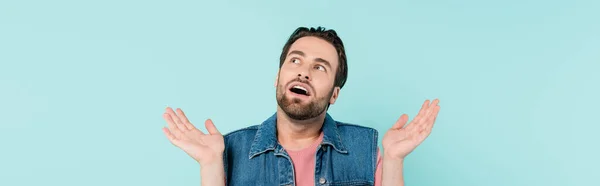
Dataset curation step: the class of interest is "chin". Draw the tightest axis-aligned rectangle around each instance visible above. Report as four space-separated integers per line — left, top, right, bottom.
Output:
291 97 307 104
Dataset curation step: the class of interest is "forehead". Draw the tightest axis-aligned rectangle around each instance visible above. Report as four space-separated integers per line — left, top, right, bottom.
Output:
288 36 339 68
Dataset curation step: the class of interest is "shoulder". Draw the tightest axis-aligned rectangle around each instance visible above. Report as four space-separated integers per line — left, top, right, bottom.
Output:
335 120 379 134
333 120 380 145
223 125 259 140
222 125 260 157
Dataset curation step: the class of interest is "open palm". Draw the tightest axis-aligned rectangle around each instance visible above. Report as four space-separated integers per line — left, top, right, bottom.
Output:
162 107 224 166
382 99 441 159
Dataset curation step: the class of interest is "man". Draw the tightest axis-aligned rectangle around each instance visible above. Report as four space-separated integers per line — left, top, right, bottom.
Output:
161 27 441 186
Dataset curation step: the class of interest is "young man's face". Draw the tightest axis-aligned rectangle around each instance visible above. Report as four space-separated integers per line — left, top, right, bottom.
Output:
276 36 341 120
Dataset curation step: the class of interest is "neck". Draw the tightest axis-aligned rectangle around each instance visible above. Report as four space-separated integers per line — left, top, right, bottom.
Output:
276 107 325 151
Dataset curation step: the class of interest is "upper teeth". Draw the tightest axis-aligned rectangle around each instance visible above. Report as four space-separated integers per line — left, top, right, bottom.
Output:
293 85 307 92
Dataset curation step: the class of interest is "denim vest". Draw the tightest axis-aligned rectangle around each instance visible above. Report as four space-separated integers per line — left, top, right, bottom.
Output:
222 113 379 186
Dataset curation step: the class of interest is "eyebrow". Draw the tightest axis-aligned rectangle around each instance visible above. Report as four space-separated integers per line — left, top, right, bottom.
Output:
288 50 332 69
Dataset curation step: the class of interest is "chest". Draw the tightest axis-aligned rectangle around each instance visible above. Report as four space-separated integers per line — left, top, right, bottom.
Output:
225 145 375 186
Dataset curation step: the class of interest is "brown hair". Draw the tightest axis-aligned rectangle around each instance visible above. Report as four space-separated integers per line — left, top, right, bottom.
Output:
279 27 348 89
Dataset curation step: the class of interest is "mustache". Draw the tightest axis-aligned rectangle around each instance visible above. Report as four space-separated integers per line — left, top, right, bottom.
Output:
286 77 314 90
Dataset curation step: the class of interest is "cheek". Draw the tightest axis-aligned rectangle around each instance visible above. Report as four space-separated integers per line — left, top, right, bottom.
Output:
313 82 334 97
281 63 297 72
279 67 298 78
313 73 335 86
277 76 292 89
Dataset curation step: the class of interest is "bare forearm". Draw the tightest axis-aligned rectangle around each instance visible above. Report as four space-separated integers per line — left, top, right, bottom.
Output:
381 155 404 186
200 161 225 186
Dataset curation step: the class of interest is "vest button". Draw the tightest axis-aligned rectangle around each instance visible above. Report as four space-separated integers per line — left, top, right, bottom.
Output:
319 177 326 184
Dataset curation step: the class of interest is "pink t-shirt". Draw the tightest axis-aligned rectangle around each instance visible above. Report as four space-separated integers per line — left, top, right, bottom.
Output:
285 132 383 186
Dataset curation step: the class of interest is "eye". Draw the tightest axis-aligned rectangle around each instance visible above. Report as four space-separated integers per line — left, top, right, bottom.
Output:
291 58 300 64
314 65 326 71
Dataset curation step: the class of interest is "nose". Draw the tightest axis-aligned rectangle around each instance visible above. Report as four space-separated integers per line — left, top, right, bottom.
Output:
297 73 310 81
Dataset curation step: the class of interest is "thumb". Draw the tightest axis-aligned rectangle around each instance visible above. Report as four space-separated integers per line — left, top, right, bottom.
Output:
391 114 409 129
205 119 222 135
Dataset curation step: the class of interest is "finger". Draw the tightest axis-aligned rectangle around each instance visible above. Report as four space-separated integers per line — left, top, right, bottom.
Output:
431 98 440 106
176 108 196 130
417 111 439 139
415 99 440 131
428 99 440 115
421 99 440 124
425 105 441 130
416 99 438 123
391 114 409 129
205 119 221 135
418 114 437 140
405 100 430 131
166 107 186 131
418 105 441 139
428 99 439 113
162 127 180 146
412 100 430 122
163 112 183 135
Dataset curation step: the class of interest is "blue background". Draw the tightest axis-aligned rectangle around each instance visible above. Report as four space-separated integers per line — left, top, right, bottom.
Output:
1 0 598 185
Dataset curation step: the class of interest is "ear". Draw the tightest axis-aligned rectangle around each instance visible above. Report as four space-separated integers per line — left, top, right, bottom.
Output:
329 87 341 104
274 72 279 87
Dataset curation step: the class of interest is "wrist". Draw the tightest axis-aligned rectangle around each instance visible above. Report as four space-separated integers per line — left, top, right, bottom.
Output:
198 152 224 166
383 153 405 163
199 159 225 186
199 158 223 168
200 159 224 177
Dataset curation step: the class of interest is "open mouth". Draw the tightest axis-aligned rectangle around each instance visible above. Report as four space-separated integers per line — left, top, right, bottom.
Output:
289 85 310 96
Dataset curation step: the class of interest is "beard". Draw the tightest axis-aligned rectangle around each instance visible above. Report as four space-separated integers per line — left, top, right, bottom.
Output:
276 79 333 120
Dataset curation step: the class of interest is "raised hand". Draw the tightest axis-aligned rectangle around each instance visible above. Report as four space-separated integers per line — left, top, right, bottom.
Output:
382 99 441 160
162 107 224 166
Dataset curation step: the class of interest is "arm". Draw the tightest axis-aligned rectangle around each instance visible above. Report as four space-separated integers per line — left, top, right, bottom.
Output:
373 148 405 186
200 161 225 186
381 156 404 186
